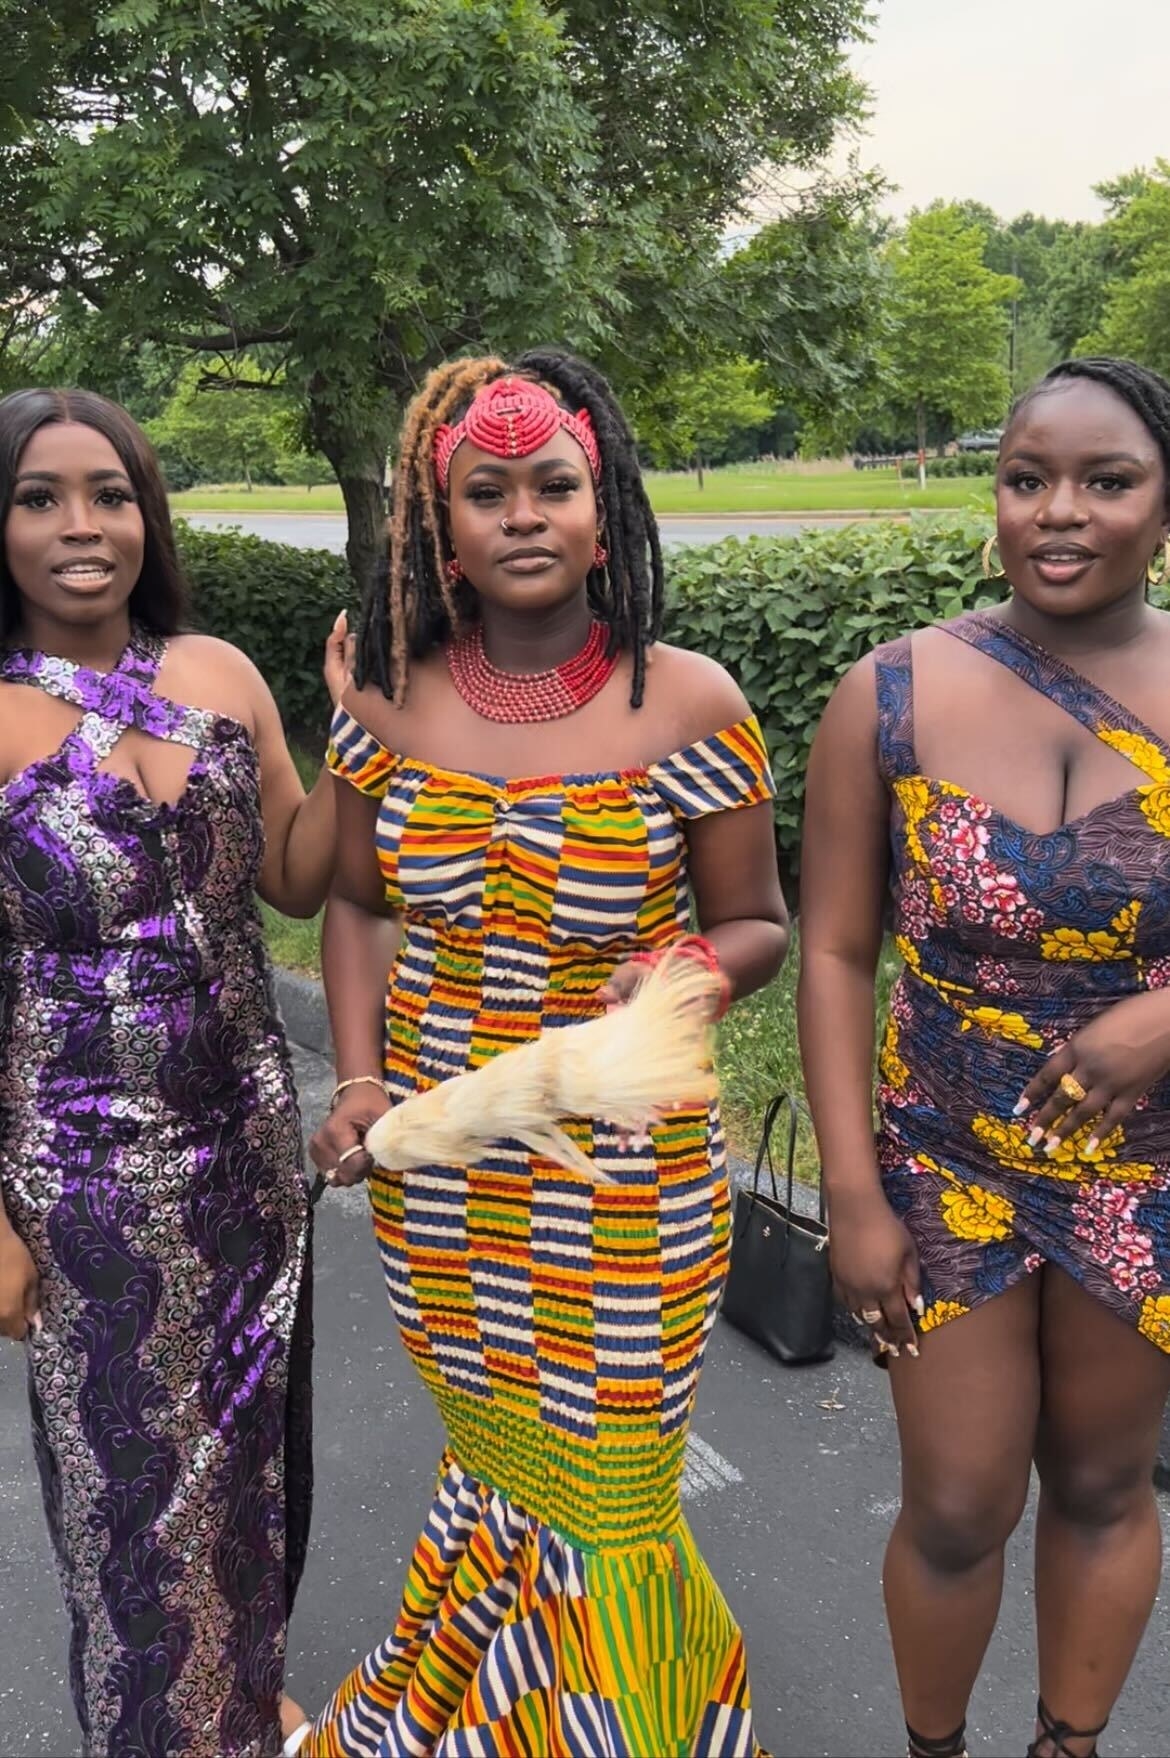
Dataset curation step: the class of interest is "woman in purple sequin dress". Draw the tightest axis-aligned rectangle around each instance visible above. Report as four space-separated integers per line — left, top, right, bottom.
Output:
0 390 346 1757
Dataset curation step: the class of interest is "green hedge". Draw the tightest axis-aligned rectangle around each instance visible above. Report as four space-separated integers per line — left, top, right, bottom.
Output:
926 452 998 478
663 515 1000 875
175 513 1000 874
175 521 354 739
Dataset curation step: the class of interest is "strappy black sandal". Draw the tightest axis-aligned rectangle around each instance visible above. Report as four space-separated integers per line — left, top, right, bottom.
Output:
1026 1696 1107 1758
906 1721 968 1758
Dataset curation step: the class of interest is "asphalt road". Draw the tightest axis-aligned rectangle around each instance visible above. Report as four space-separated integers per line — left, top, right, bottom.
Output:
182 510 856 552
2 1039 1167 1757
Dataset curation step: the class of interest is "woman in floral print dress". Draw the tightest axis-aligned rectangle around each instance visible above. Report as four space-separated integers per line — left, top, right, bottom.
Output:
799 359 1170 1758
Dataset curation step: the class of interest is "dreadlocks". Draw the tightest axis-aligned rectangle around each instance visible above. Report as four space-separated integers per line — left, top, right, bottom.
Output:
355 349 665 708
1010 357 1170 502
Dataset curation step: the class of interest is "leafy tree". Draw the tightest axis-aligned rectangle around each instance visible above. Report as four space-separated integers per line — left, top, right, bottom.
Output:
148 365 289 490
1 0 870 589
1039 224 1109 360
880 205 1019 486
718 176 891 450
629 358 773 484
1085 162 1170 377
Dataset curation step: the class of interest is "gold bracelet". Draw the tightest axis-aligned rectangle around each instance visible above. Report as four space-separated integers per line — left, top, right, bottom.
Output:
330 1074 388 1111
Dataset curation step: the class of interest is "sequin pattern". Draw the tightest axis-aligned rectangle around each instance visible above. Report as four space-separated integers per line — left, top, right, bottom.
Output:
0 629 312 1757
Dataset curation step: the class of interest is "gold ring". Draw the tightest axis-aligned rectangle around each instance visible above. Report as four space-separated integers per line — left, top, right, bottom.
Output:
337 1144 365 1165
1060 1074 1087 1104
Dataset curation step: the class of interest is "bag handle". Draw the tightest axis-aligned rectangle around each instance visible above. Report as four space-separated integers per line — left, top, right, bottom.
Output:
748 1091 826 1227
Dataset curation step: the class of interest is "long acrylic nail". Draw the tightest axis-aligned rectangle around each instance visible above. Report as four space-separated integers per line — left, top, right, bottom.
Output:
30 1312 42 1334
913 1295 926 1317
906 1343 920 1358
1085 1136 1100 1157
1012 1096 1030 1117
1027 1126 1045 1147
1044 1135 1061 1157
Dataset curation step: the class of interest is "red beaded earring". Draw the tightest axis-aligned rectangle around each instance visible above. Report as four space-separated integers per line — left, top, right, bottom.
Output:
446 558 464 584
592 540 608 569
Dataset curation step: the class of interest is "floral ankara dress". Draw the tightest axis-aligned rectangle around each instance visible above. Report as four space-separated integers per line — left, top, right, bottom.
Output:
308 706 775 1758
0 629 313 1758
875 613 1170 1351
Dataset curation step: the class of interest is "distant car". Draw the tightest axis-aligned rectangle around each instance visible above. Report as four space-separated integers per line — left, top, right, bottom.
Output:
955 428 1003 453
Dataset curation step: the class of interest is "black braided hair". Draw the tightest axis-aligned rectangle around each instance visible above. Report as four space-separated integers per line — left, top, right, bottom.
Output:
1010 356 1170 507
355 349 665 708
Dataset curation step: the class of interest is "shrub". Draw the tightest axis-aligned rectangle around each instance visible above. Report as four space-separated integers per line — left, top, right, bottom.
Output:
661 514 1000 880
926 452 998 479
175 513 1001 876
174 521 354 741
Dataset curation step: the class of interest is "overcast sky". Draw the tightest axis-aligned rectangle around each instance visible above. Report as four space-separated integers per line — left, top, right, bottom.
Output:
842 0 1170 222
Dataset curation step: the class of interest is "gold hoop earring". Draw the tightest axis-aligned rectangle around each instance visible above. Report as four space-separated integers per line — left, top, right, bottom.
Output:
1147 539 1170 588
981 536 1005 580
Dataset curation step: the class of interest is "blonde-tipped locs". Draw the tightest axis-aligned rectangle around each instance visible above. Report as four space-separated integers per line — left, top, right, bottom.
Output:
380 355 505 704
354 348 664 708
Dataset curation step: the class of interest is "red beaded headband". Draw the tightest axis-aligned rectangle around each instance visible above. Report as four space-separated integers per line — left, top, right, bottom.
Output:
434 376 601 490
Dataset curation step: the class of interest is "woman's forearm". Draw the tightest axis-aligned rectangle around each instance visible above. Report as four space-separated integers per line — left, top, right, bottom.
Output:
322 894 401 1082
703 918 789 1003
275 767 338 918
797 945 885 1208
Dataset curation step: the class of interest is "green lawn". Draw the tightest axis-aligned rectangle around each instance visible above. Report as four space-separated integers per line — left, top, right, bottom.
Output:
170 467 991 521
261 903 899 1170
645 469 991 516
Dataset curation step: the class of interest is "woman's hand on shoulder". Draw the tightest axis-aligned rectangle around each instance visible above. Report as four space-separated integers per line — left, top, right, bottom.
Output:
324 610 352 708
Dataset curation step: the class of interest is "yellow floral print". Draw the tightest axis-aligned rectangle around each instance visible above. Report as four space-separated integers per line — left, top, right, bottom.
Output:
969 1113 1152 1183
880 1017 910 1092
895 933 923 976
1138 1294 1170 1353
919 1298 969 1334
940 1183 1015 1243
1138 784 1170 840
1041 900 1142 963
958 1005 1044 1048
971 1113 1054 1174
1097 727 1170 785
893 776 933 870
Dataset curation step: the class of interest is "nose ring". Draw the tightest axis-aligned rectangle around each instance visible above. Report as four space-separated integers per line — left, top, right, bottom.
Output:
500 517 514 534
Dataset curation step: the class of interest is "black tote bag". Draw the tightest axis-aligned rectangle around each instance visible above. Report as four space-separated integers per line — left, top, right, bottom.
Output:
720 1091 834 1365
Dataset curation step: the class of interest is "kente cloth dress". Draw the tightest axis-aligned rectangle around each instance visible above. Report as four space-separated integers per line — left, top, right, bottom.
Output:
308 706 775 1758
0 629 313 1758
875 613 1170 1350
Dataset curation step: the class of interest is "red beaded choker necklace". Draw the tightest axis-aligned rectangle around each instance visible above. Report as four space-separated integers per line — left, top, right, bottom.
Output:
446 619 617 723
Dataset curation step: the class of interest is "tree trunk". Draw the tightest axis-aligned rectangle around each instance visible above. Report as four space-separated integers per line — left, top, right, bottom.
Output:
310 378 397 600
916 397 927 492
695 450 705 491
333 470 385 601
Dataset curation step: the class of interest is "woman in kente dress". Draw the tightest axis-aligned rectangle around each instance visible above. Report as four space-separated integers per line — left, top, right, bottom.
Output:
0 389 346 1757
299 352 789 1758
799 358 1170 1758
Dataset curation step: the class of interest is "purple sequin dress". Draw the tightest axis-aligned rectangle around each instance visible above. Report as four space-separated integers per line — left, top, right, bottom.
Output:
0 628 313 1758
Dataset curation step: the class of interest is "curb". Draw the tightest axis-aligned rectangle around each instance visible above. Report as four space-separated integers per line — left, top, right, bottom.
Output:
273 965 1170 1488
274 967 333 1060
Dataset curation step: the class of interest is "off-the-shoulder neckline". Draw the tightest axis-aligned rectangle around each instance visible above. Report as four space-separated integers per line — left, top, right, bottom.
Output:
329 706 762 790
